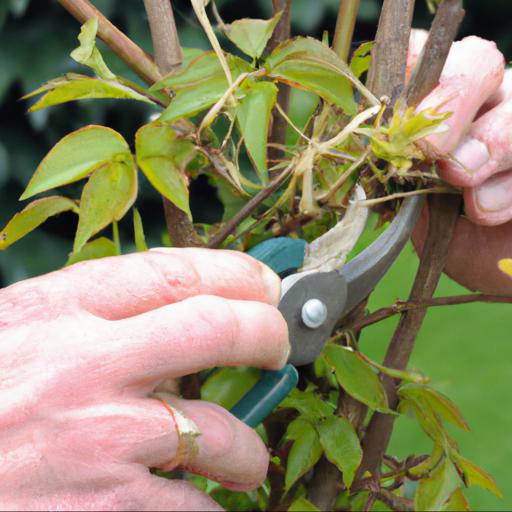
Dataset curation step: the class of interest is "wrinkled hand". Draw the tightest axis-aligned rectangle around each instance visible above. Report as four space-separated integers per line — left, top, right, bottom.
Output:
0 249 289 511
409 30 512 294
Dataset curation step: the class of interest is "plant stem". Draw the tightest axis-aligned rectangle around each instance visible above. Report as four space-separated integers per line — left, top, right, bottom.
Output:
349 292 512 331
143 0 182 75
405 0 465 106
357 0 465 478
332 0 360 62
207 166 293 248
57 0 161 85
267 0 293 176
143 0 205 249
358 194 462 478
365 0 415 103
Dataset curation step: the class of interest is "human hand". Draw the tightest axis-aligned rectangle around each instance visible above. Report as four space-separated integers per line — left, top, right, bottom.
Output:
408 30 512 294
0 249 289 511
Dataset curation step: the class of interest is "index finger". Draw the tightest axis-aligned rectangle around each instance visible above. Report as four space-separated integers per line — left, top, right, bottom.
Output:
407 33 504 155
54 248 281 319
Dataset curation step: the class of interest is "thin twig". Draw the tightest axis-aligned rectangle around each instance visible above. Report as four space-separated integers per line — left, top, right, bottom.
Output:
349 293 512 332
267 0 293 176
332 0 361 62
144 0 204 249
207 165 293 248
318 150 369 204
376 489 413 512
57 0 161 85
355 186 453 206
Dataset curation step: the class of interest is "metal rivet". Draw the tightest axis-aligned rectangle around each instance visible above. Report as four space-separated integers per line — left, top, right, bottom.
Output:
301 299 328 329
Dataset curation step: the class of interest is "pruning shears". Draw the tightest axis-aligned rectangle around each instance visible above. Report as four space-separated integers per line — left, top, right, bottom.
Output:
230 194 424 427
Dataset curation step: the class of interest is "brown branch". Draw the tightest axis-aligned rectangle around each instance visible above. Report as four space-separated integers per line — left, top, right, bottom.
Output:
307 457 343 510
405 0 465 105
358 0 465 480
332 0 361 62
376 489 413 512
267 0 293 176
207 167 292 248
349 293 512 332
359 194 462 478
366 0 415 102
144 0 204 249
57 0 161 85
143 0 182 74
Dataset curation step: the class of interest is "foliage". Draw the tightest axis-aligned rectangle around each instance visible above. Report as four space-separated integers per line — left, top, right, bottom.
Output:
0 1 506 511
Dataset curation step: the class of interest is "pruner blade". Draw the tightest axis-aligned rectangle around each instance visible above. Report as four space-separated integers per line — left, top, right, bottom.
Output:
230 194 425 427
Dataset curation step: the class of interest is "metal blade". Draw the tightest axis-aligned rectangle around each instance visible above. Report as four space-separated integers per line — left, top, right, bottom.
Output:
339 195 425 312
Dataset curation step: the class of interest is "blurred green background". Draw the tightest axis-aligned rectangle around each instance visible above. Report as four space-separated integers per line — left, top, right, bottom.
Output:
1 1 511 510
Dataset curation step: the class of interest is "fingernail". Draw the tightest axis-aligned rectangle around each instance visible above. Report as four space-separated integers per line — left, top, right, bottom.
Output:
260 263 281 306
449 137 490 174
476 173 512 212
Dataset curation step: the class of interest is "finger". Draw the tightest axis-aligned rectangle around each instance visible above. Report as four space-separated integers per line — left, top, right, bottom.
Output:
56 248 280 319
413 205 512 295
418 36 504 155
101 295 289 385
405 28 429 82
463 170 512 226
438 99 512 188
127 397 270 492
128 474 222 511
479 68 512 114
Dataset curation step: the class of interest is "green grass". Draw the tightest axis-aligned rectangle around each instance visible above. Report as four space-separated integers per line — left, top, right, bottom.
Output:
361 243 512 511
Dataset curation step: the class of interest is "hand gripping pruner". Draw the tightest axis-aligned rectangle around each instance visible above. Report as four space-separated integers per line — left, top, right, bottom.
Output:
229 194 425 427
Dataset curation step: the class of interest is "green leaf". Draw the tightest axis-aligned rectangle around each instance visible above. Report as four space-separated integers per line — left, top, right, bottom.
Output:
151 52 226 91
23 74 153 112
279 388 335 422
157 54 253 122
350 41 373 79
66 237 118 266
135 122 195 217
399 384 470 432
323 345 391 413
266 37 363 114
74 161 137 252
288 497 320 512
223 13 282 59
414 458 460 512
451 452 503 498
159 76 233 122
0 196 78 250
70 17 116 80
285 419 323 492
201 367 261 409
236 81 277 181
355 351 429 385
269 53 356 114
398 394 450 446
316 416 362 488
441 488 470 511
21 125 132 200
133 208 148 252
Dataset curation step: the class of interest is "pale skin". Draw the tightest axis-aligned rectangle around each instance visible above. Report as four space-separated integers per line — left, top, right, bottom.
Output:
1 34 512 511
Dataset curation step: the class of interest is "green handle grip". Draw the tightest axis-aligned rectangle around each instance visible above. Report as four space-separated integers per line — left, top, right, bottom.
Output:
229 238 305 426
230 365 299 428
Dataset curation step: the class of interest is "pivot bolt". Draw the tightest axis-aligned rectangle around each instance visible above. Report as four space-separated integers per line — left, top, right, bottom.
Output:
301 299 328 329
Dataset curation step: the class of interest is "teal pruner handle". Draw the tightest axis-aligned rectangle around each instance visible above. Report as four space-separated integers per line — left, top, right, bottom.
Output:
230 365 299 428
229 238 305 427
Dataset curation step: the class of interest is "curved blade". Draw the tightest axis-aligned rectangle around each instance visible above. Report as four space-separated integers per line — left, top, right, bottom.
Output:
339 195 425 313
